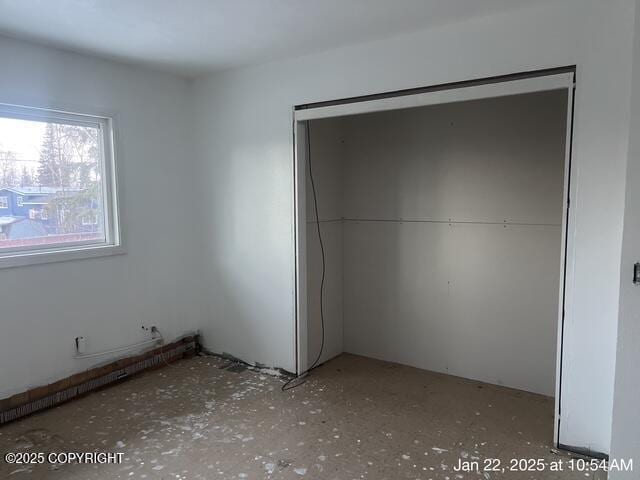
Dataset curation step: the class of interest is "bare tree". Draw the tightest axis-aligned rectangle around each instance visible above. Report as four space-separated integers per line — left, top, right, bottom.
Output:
0 150 18 188
19 166 33 187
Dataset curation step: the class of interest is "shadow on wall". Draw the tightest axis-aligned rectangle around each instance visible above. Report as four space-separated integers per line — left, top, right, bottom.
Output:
306 91 566 396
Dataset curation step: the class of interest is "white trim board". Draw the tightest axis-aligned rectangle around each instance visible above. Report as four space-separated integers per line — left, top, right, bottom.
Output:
295 72 574 121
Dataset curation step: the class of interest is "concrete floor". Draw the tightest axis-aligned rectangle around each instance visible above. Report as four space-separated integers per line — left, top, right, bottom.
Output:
0 354 605 479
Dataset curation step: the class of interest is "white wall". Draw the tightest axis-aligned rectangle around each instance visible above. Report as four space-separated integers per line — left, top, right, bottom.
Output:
610 1 640 475
0 37 201 398
340 93 567 225
193 0 634 454
0 0 636 461
306 119 345 366
339 92 566 396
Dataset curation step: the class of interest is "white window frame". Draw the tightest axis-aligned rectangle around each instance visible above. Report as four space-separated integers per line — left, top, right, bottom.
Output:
0 196 7 209
0 102 124 268
16 196 23 207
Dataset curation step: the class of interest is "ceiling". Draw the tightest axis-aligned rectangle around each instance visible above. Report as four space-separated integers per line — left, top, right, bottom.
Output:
0 0 546 77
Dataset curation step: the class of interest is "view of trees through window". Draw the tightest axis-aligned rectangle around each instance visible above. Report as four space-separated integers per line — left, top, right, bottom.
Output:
0 116 105 249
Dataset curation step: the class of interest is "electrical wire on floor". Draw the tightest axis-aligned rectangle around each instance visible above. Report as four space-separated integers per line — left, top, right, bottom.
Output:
282 121 326 392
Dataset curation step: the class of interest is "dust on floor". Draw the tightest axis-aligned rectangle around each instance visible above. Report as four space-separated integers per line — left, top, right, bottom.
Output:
0 353 605 479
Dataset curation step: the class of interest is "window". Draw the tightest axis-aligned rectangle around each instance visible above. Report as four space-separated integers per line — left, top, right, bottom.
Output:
0 103 122 267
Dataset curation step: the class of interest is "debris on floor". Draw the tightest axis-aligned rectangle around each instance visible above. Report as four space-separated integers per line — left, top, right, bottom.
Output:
0 354 605 479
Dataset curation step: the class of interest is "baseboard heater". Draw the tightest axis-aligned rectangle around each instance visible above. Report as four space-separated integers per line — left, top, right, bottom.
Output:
0 335 198 425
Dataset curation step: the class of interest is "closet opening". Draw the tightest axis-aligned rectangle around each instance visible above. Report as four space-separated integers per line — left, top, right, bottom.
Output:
293 68 575 447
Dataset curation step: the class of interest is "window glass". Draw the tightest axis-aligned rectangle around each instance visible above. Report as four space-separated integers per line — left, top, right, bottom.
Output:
0 116 107 250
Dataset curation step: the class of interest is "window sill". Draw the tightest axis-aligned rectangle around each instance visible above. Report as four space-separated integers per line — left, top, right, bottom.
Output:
0 243 126 269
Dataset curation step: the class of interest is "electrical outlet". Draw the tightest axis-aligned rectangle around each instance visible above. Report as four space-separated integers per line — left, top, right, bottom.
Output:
75 336 86 354
142 325 161 341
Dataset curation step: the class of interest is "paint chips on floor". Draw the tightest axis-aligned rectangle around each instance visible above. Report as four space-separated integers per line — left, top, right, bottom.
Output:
0 354 606 479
